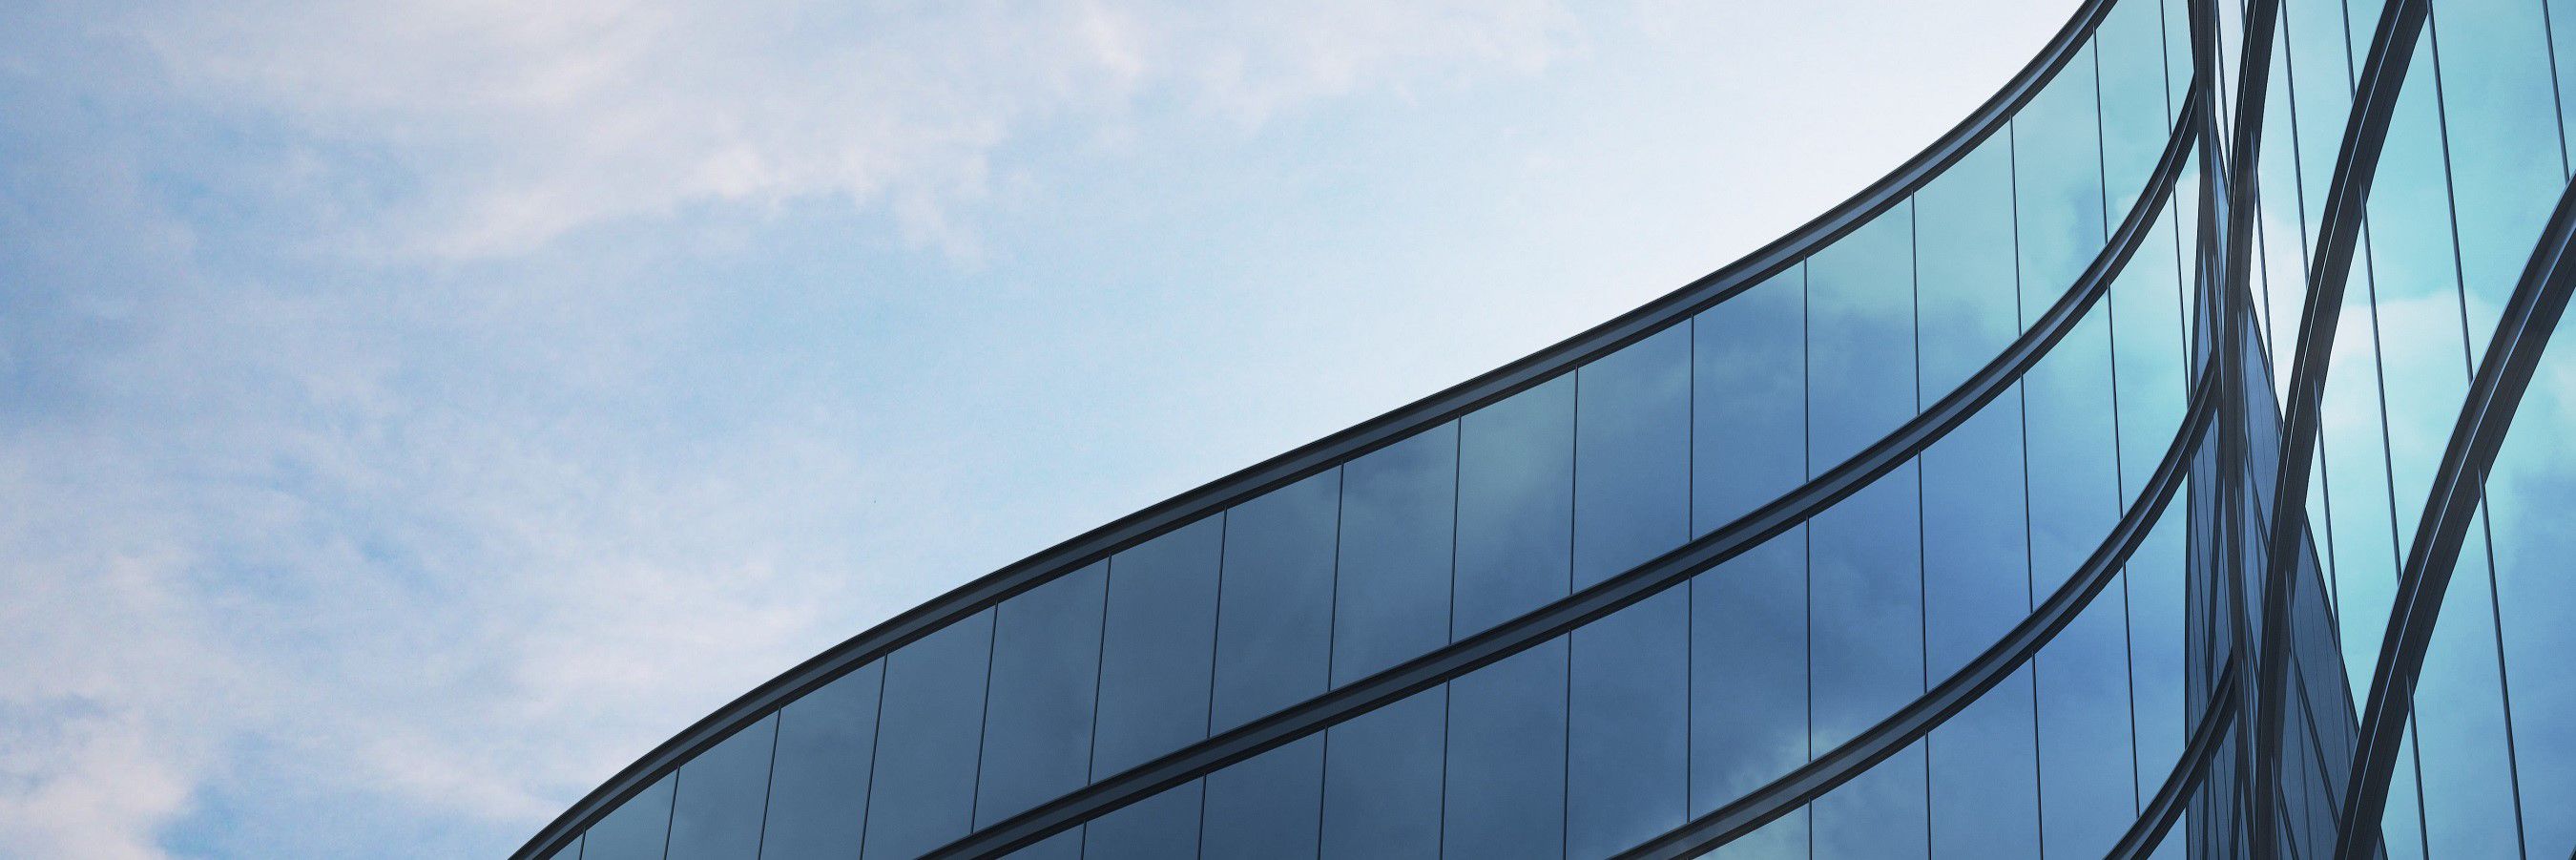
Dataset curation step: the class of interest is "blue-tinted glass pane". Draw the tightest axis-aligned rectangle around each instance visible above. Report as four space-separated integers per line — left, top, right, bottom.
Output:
2100 0 2176 218
1094 518 1223 777
1566 324 1690 592
1814 745 1928 859
1922 401 2029 681
862 610 994 859
1003 830 1083 860
541 835 582 860
1807 204 1919 468
2429 1 2566 353
1574 324 1693 587
1914 136 2021 399
1332 427 1459 685
976 562 1108 825
1806 472 1924 849
1921 395 2040 857
1568 588 1688 857
1444 638 1567 860
761 662 881 858
2489 335 2576 853
1928 669 2041 857
2112 211 2192 495
2284 0 2356 236
1201 736 1324 860
2555 0 2576 173
666 717 776 860
1212 470 1340 732
2412 513 2521 854
1693 267 1805 533
1714 808 1809 860
2254 41 2310 363
2128 496 2192 788
1320 687 1445 859
2036 572 2143 854
2012 53 2108 312
1691 530 1807 819
1454 377 1574 636
1085 780 1202 860
585 774 674 860
1808 472 1922 748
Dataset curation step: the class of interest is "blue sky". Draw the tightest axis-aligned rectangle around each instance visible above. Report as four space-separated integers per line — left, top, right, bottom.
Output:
0 1 2077 856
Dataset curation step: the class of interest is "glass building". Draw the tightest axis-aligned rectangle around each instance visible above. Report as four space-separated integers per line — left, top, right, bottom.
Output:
514 0 2576 856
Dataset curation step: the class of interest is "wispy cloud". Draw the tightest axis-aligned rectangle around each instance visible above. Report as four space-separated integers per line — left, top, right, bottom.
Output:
0 0 2068 855
128 0 1571 259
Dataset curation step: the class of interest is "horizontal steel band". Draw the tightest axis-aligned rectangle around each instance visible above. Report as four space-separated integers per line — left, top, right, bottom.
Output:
928 92 2205 860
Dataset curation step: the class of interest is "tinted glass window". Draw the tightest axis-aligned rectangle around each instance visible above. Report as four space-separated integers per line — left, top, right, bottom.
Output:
1093 518 1223 776
862 610 994 859
977 562 1108 824
665 717 776 860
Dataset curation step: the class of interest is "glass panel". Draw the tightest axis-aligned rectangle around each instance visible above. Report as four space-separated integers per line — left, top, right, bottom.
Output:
862 609 994 859
1914 135 2021 400
1805 472 1925 843
2254 35 2311 367
585 774 674 860
1211 470 1340 732
2012 51 2109 316
2113 208 2193 496
665 717 776 860
1806 202 1918 469
1453 377 1574 636
2411 511 2521 854
1690 530 1807 824
2036 571 2143 855
760 661 881 858
1201 737 1324 860
1692 266 1805 534
1568 588 1689 857
2284 0 2357 237
1004 831 1083 860
2428 1 2566 354
1085 780 1202 860
1093 518 1223 777
1815 745 1928 858
1927 669 2041 857
1922 402 2040 857
2100 0 2178 218
2488 334 2576 853
1331 426 1459 685
1573 324 1693 587
1443 639 1568 860
976 562 1108 825
1319 687 1445 859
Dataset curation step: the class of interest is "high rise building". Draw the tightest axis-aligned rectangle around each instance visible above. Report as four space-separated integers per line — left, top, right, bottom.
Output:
514 0 2576 856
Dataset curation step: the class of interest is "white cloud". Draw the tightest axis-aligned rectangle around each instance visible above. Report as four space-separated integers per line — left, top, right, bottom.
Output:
128 0 1572 259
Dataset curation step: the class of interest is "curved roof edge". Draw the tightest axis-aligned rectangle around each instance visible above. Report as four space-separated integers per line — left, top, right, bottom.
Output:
924 86 2206 858
515 2 2127 855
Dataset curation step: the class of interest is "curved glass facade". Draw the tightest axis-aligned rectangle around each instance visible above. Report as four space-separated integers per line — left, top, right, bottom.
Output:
517 0 2576 857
